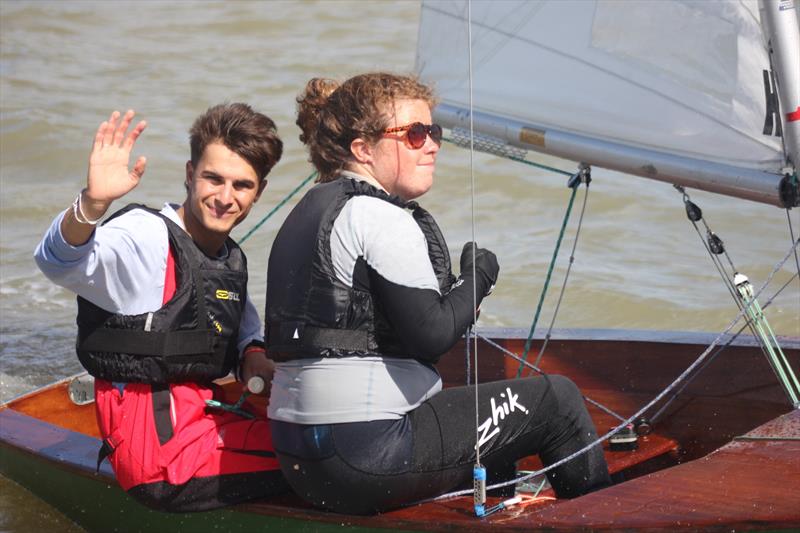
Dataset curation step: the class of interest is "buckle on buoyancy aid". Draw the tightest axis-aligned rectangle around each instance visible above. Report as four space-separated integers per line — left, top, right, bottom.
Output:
96 439 115 473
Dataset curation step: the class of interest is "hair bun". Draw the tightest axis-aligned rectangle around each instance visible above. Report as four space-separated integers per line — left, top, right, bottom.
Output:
296 78 340 145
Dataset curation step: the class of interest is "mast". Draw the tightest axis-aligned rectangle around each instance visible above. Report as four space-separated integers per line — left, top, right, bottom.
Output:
759 0 800 170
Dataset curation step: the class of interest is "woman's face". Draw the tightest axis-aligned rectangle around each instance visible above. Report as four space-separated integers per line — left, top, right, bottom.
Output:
369 99 439 200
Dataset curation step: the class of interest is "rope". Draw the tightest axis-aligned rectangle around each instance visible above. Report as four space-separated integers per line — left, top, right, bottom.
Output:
442 137 573 177
428 237 799 501
237 171 317 244
477 332 627 423
534 176 590 368
737 272 800 406
516 177 581 377
507 155 574 177
650 270 798 424
676 186 798 406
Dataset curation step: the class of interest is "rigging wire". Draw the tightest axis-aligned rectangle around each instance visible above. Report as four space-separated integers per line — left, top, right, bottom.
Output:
478 333 627 423
442 135 573 177
237 171 317 244
534 169 590 369
465 0 487 517
516 176 581 377
481 268 799 426
650 270 798 424
676 187 767 347
429 235 800 501
737 270 800 406
480 268 800 431
675 185 797 403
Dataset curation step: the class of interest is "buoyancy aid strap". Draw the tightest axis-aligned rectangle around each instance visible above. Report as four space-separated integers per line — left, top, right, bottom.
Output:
151 384 174 445
96 440 114 473
80 328 217 357
267 322 370 356
95 426 124 473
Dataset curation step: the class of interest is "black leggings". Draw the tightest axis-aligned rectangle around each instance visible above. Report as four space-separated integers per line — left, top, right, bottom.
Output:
271 375 611 515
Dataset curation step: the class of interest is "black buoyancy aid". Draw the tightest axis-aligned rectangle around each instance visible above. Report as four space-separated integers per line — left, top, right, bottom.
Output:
265 177 456 361
76 204 248 385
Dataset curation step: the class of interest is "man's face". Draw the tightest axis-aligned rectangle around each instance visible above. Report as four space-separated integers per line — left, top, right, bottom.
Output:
185 141 264 237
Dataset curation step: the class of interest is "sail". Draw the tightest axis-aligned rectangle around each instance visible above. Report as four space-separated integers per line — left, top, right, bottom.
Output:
416 0 798 206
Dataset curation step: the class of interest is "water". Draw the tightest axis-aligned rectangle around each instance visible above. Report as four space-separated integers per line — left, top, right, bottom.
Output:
1 1 798 531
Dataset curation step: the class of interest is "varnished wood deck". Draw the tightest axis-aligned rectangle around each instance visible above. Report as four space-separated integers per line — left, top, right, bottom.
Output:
194 410 800 531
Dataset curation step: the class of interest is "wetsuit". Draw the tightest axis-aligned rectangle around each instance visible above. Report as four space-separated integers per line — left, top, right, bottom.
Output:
35 203 286 512
265 174 611 514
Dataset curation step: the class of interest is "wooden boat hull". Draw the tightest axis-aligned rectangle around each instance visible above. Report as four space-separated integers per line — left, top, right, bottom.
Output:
2 328 799 531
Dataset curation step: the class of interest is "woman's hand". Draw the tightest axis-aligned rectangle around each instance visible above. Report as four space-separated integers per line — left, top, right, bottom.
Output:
459 242 499 297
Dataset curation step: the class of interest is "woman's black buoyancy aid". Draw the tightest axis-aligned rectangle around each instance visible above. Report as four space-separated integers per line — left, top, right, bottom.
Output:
76 204 248 385
265 178 456 362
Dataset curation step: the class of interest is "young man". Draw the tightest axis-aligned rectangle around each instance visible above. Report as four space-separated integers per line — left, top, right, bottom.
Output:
34 104 287 512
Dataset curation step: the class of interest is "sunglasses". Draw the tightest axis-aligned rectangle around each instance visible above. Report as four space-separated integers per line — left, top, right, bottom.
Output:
383 122 443 149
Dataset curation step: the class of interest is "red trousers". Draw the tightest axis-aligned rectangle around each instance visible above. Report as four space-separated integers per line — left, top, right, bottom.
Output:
94 379 286 512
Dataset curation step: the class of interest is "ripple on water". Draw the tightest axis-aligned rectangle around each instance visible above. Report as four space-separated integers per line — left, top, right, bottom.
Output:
0 325 80 402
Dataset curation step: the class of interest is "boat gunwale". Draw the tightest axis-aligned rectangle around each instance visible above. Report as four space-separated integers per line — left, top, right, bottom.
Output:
2 394 799 531
2 328 799 531
471 326 800 348
5 326 797 410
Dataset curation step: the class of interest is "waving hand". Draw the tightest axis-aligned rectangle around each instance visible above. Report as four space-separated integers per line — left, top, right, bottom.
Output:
61 110 147 246
84 110 148 212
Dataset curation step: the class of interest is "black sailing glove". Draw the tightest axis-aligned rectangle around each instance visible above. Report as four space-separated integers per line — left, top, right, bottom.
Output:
459 241 499 300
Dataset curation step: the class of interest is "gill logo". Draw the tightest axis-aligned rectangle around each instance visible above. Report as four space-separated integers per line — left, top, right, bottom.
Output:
215 289 241 302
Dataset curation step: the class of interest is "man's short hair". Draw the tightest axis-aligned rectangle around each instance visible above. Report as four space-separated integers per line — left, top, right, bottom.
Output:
190 103 282 180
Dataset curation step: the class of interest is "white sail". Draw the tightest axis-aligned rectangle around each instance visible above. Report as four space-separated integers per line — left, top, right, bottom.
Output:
416 0 798 206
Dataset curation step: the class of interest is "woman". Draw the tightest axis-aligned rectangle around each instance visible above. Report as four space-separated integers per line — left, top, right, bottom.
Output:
266 73 611 514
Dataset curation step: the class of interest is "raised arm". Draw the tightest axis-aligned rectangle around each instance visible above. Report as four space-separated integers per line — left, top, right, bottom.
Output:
62 110 147 246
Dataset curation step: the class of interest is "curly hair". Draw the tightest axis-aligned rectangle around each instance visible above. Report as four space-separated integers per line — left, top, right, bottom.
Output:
190 103 283 181
295 73 436 182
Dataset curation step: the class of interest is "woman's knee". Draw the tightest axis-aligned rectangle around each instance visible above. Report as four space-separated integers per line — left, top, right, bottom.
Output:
544 375 593 436
547 375 582 404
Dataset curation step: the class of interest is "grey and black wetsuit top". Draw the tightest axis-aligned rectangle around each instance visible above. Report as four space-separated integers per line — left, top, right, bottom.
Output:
266 173 478 424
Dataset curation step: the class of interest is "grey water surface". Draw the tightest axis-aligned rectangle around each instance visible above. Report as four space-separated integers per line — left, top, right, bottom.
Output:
1 1 798 531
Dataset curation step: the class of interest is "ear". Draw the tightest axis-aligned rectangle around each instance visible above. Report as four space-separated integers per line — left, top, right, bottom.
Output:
350 138 374 165
255 179 268 202
185 160 194 186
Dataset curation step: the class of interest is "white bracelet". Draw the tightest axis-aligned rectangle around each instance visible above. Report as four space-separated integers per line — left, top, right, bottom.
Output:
72 189 103 225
